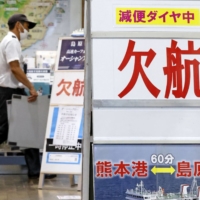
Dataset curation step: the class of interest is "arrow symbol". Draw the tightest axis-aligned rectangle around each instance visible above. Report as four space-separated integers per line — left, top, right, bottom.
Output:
151 166 175 175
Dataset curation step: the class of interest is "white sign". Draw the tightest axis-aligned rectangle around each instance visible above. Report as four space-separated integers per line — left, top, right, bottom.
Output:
27 69 50 83
93 39 200 100
48 153 79 163
53 106 83 146
51 71 84 105
40 38 84 177
41 107 82 174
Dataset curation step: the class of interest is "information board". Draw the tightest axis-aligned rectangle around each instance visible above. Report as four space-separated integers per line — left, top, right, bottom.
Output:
41 106 83 174
40 38 85 176
94 144 200 200
90 0 200 199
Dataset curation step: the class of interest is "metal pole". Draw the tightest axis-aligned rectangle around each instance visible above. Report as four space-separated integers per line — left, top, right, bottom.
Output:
81 0 85 28
82 0 92 199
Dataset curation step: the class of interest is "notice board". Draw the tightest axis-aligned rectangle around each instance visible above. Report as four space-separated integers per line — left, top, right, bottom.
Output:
40 37 85 174
91 0 200 200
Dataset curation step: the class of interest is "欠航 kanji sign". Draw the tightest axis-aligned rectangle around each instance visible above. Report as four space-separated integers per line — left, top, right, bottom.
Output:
51 71 84 105
118 39 200 99
56 79 84 97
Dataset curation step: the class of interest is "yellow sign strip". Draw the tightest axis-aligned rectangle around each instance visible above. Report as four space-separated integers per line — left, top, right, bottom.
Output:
116 8 200 26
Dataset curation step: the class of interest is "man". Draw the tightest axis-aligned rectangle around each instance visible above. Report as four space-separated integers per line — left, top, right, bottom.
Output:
0 14 55 179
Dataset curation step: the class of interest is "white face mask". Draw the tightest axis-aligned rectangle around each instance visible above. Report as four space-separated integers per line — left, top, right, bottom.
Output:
19 23 28 41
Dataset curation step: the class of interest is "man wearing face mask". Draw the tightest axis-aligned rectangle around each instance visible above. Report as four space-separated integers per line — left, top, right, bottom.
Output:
0 14 56 179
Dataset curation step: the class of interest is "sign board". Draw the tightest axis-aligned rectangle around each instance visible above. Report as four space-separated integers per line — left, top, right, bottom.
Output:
91 1 200 32
92 39 200 143
56 38 85 70
115 7 200 26
93 39 200 100
90 0 200 199
41 106 83 174
40 38 85 176
91 0 200 144
94 144 200 200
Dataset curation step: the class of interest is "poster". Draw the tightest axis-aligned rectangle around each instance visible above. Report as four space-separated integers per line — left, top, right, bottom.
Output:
46 106 83 155
26 69 51 95
53 106 83 146
94 144 200 200
44 106 83 164
58 39 85 70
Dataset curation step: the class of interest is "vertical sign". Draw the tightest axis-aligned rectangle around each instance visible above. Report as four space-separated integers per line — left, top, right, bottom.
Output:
91 1 200 200
41 38 85 175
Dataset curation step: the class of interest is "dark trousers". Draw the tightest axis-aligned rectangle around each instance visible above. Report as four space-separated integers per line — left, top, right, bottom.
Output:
0 87 40 176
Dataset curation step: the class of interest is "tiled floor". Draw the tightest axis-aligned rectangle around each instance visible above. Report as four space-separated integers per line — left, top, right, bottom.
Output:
0 175 81 200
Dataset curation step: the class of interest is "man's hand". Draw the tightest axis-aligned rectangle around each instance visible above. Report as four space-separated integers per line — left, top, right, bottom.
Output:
28 87 38 102
9 61 38 102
